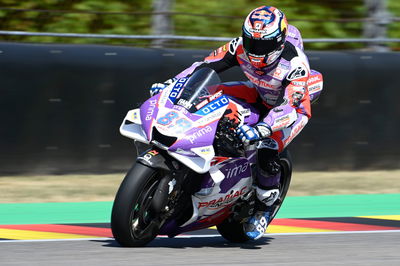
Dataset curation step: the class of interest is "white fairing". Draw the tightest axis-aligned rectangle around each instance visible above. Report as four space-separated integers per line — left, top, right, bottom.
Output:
119 107 218 173
169 146 215 173
119 109 149 144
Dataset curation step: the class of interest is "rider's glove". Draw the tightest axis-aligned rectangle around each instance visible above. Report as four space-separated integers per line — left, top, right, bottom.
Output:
236 122 272 145
149 78 177 97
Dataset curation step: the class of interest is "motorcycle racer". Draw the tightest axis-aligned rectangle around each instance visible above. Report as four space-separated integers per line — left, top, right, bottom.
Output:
150 6 323 240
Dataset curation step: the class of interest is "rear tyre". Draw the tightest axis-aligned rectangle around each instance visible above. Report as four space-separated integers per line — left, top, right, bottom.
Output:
269 149 292 221
216 149 293 243
216 217 249 243
111 163 163 247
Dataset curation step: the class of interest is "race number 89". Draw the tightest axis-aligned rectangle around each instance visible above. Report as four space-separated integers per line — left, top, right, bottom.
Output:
157 111 178 125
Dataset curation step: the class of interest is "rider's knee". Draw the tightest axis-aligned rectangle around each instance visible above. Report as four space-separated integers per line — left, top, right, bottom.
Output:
257 147 280 176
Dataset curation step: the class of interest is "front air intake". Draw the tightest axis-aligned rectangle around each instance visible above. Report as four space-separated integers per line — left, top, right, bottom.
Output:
152 127 177 147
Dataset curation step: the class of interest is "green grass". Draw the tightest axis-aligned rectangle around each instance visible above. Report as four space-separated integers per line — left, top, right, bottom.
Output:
0 170 399 203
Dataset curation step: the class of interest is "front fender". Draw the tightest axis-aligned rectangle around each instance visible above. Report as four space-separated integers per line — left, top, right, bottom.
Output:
137 149 178 172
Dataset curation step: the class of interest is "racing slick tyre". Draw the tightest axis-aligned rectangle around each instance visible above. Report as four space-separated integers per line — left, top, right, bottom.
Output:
216 149 292 243
111 163 165 247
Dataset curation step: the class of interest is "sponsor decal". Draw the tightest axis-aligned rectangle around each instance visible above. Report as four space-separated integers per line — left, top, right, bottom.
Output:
249 28 269 35
272 67 285 80
195 96 229 116
195 109 225 125
169 78 187 102
187 125 213 144
229 38 240 55
177 98 193 109
278 62 290 70
138 150 159 165
307 75 322 85
212 44 228 57
195 99 208 110
176 148 195 156
145 99 157 121
308 84 322 93
287 31 297 38
283 117 307 147
244 72 280 90
208 90 223 101
198 186 247 209
251 10 272 21
287 66 307 81
128 109 141 123
240 108 251 117
195 146 213 156
292 81 306 87
224 162 250 179
272 114 292 131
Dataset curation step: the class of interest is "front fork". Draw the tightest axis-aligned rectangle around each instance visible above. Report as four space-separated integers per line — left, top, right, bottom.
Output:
136 146 189 221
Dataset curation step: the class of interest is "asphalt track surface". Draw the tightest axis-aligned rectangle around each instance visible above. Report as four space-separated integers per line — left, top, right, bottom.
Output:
2 194 399 265
0 231 399 266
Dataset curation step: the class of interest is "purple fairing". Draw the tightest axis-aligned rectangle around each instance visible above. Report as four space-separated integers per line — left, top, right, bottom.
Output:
245 149 257 164
159 207 231 237
199 171 215 189
175 61 204 79
169 120 219 151
158 219 179 236
219 158 251 193
140 95 160 139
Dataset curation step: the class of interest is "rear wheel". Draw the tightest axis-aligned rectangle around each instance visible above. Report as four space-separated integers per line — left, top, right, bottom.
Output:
217 149 293 243
111 163 165 247
269 149 292 221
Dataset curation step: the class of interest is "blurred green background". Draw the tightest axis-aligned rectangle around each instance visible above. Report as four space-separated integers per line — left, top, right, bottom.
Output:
0 0 399 50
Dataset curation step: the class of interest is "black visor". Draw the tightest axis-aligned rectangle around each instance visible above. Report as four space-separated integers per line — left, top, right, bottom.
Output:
242 33 284 56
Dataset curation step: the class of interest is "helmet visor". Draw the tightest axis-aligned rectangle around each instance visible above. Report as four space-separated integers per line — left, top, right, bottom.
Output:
242 34 283 56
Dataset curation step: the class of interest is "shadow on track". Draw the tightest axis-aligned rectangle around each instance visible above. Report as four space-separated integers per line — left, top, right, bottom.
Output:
93 236 273 249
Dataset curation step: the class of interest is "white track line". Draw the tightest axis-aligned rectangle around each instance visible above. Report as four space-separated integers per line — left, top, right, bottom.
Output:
266 229 400 236
0 230 400 243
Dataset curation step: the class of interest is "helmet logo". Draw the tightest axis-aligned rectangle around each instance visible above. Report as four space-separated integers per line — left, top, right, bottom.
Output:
251 10 272 21
254 21 263 30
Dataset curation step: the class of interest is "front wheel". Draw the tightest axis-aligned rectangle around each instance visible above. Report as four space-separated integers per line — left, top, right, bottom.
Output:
111 163 164 247
217 149 293 243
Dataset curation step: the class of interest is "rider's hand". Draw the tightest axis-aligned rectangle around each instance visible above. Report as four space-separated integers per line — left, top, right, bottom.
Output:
236 123 272 145
149 78 177 97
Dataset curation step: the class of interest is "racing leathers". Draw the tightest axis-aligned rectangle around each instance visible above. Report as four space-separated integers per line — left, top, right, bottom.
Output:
164 25 322 218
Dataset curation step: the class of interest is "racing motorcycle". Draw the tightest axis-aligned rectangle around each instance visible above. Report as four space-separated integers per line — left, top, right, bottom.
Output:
111 68 299 247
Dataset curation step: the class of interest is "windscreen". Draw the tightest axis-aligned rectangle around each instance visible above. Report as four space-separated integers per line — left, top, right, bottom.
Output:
175 68 221 112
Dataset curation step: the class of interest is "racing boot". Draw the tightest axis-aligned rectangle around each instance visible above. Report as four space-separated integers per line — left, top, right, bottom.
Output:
245 148 281 240
244 187 279 240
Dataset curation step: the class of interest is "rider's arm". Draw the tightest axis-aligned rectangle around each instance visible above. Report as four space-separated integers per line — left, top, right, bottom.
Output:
262 56 311 133
174 38 241 79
